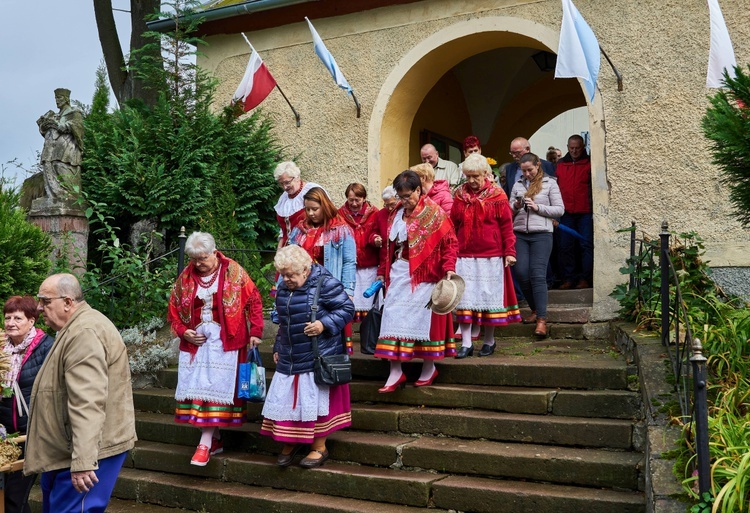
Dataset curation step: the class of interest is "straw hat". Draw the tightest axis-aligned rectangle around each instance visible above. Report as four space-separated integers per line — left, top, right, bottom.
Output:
428 274 466 315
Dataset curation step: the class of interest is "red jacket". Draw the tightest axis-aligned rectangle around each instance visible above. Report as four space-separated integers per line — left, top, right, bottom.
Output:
555 154 592 214
451 180 516 258
427 179 454 214
339 202 380 268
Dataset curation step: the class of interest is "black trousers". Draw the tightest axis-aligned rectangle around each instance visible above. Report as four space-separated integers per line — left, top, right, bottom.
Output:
4 469 36 513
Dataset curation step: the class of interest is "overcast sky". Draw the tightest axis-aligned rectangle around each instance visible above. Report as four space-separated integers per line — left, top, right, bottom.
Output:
0 1 131 185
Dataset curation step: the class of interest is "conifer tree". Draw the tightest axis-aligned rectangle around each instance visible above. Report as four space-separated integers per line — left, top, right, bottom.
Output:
702 65 750 226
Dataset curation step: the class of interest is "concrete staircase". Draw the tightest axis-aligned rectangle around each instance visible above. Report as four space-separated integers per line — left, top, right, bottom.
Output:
32 287 647 512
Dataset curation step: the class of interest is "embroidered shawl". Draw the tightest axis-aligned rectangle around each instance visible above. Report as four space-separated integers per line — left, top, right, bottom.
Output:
168 251 253 356
453 178 509 248
389 195 454 288
292 214 352 256
339 202 379 261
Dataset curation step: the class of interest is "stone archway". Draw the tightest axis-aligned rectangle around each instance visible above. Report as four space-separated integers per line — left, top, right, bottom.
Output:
368 16 613 319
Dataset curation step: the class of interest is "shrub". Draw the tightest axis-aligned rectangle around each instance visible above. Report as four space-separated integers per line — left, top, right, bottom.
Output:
0 172 52 297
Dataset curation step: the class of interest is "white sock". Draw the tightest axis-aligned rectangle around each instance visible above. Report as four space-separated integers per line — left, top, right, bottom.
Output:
471 324 480 338
384 361 403 386
460 323 473 348
483 326 496 347
199 427 215 447
419 360 436 381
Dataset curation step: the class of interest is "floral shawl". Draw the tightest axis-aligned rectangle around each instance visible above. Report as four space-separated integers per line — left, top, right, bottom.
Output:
168 251 258 356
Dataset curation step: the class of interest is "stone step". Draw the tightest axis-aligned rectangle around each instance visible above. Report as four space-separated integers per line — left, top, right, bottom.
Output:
135 382 641 420
128 441 446 507
136 401 635 450
130 435 642 491
519 305 591 323
432 474 644 513
114 467 446 513
28 490 190 513
547 287 593 304
157 339 630 390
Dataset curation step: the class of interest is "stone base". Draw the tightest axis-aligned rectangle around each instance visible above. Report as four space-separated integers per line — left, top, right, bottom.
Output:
28 201 89 274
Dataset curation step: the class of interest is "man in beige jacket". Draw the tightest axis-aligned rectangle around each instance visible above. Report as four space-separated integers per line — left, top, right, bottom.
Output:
24 274 136 513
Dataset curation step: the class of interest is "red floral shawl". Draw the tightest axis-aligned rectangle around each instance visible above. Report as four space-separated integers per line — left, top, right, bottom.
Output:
339 202 379 263
292 214 352 261
453 178 509 249
388 195 455 288
168 251 261 357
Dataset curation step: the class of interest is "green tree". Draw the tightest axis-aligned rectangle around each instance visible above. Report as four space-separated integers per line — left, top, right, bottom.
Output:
0 173 52 298
702 65 750 226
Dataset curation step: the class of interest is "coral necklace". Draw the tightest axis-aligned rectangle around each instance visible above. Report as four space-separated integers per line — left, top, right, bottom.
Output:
197 268 219 288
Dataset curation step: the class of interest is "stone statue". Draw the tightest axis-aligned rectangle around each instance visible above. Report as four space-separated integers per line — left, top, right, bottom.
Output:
36 88 83 202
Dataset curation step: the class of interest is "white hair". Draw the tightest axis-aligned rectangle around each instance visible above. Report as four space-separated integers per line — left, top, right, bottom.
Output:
274 245 313 274
462 153 490 175
381 186 396 200
273 161 301 181
185 231 216 257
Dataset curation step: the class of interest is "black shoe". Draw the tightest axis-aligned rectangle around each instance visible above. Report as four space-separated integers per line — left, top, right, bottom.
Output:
276 444 303 467
455 346 474 359
478 343 495 357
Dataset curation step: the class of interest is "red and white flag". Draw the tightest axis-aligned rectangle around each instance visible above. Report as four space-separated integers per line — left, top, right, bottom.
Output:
233 50 277 111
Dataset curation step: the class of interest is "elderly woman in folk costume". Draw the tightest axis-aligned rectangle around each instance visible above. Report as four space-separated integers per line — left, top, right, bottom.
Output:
375 170 458 392
273 161 324 250
289 187 356 352
168 232 264 467
339 183 380 322
451 153 521 358
261 245 355 469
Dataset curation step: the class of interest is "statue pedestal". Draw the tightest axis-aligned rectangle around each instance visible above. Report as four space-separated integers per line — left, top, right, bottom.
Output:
29 198 89 274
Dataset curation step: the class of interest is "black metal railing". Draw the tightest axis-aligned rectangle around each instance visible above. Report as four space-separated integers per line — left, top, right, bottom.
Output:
627 221 710 495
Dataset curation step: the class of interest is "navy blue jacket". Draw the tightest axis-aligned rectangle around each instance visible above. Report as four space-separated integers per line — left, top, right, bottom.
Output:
273 264 354 376
0 333 54 434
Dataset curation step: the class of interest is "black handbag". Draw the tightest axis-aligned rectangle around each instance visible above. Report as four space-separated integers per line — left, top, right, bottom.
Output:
359 291 383 355
310 276 352 386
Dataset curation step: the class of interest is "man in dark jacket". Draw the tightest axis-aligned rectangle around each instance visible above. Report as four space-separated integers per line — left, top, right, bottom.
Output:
555 134 593 289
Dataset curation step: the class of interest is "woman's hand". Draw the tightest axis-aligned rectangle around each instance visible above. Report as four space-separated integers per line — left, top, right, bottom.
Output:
183 329 207 346
445 271 456 280
248 336 261 348
523 198 539 212
505 256 517 267
373 235 383 247
273 352 279 364
303 320 325 337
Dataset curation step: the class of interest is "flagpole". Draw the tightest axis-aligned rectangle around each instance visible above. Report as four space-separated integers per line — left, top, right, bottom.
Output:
275 84 301 127
350 91 361 118
240 33 301 127
599 46 623 92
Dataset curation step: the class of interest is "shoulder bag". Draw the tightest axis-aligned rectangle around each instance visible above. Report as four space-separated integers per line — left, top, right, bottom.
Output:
310 276 352 386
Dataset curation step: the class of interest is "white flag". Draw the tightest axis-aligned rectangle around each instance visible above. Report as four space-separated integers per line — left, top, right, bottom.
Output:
554 0 601 102
706 0 737 88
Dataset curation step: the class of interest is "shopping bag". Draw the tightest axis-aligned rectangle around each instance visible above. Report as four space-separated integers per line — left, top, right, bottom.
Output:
238 347 266 402
359 290 383 355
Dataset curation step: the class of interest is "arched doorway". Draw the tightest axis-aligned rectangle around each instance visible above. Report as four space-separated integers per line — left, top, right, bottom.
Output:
368 16 612 318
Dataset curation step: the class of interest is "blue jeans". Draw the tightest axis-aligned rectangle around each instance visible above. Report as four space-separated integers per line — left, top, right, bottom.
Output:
558 213 593 283
41 451 128 513
514 232 553 318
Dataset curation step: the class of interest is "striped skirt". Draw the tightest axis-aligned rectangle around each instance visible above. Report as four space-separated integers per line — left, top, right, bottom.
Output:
260 372 351 443
455 257 521 326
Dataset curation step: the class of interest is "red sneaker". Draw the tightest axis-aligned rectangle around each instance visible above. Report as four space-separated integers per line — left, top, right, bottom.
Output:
210 437 223 456
191 444 210 466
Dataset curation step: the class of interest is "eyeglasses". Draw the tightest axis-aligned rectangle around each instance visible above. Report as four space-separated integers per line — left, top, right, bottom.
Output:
397 190 417 201
189 254 214 263
277 178 297 187
509 150 526 157
36 296 67 306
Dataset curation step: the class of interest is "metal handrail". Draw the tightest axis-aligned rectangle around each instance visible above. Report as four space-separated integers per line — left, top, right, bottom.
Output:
626 221 710 495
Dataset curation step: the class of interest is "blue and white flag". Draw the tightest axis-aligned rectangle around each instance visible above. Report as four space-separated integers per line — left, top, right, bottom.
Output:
706 0 737 88
554 0 601 102
305 17 353 94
